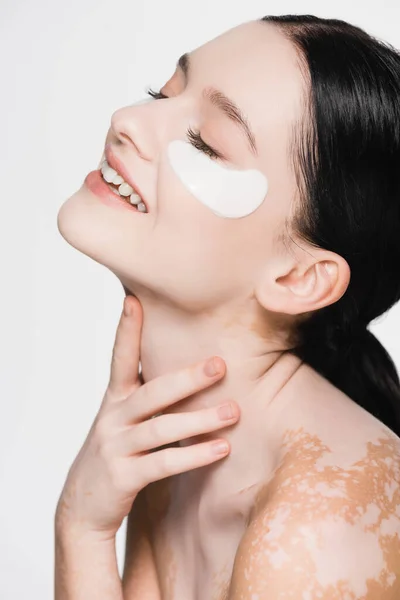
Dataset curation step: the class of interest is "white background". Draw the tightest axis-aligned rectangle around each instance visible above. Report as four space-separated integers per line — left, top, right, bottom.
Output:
1 0 400 598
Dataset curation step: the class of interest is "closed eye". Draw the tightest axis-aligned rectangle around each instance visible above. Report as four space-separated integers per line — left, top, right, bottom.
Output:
146 87 223 161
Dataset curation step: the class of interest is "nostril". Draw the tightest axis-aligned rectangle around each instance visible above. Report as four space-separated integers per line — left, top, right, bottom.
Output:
109 113 152 160
117 132 152 161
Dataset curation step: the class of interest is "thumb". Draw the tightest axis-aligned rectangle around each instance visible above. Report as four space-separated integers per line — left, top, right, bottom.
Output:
107 295 143 400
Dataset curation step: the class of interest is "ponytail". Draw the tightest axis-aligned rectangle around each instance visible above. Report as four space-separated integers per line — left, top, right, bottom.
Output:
295 313 400 437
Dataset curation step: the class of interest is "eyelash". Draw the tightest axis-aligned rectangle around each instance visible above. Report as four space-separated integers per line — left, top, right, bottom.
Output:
146 87 223 161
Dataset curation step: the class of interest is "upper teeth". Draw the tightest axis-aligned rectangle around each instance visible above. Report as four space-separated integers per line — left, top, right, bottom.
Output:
100 159 147 212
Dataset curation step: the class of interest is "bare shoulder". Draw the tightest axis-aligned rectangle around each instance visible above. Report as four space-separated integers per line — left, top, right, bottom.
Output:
228 370 400 599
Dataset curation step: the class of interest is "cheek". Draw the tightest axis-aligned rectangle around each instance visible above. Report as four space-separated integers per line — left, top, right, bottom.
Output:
156 176 227 261
151 143 273 299
156 156 245 259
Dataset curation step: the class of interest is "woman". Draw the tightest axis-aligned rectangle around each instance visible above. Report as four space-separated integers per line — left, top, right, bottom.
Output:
55 14 400 600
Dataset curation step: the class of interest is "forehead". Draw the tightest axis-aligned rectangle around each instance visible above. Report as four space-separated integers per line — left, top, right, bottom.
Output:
189 21 306 163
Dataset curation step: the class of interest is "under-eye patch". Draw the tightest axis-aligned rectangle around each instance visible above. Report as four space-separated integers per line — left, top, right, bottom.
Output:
167 140 268 218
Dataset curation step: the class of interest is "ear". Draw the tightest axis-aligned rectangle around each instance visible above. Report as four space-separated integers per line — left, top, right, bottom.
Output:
255 248 351 315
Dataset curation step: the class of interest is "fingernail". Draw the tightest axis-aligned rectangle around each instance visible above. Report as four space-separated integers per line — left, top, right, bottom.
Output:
212 441 229 455
124 298 132 317
218 403 235 420
204 357 221 377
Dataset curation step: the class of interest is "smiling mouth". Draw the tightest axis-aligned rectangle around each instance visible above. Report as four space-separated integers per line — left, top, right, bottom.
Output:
100 159 148 213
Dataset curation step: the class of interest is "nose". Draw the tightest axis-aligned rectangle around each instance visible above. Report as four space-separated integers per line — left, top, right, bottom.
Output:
110 101 155 161
109 94 194 163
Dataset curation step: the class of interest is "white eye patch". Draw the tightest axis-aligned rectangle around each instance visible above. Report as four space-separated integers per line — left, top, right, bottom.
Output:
167 140 268 218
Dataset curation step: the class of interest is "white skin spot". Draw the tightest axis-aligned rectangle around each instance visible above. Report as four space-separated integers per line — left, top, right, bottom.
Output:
332 479 346 487
262 505 291 542
380 513 400 536
264 546 289 569
359 503 381 527
302 442 318 449
384 480 398 502
280 477 293 487
301 517 385 596
314 482 347 498
297 482 312 493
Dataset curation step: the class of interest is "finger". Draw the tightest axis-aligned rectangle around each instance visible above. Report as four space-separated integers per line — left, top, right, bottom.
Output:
130 438 231 489
107 295 143 399
119 356 226 423
115 402 240 455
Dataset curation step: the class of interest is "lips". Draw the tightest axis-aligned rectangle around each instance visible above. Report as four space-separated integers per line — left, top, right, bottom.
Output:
104 144 149 212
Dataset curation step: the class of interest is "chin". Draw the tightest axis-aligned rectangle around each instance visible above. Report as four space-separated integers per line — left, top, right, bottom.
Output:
57 185 121 264
57 187 98 253
56 185 153 288
57 190 119 269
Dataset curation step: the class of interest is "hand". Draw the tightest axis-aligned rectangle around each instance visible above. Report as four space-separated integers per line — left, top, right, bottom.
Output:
55 295 240 541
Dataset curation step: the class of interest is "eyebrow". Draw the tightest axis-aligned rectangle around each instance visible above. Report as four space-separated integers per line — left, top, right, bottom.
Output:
177 52 258 157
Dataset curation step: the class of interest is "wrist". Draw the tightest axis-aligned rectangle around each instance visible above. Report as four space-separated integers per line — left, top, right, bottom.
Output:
55 496 119 543
54 517 123 600
55 513 116 546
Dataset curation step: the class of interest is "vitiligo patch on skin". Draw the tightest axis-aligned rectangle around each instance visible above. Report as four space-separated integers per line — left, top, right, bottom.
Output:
167 140 269 218
136 424 400 600
230 427 400 599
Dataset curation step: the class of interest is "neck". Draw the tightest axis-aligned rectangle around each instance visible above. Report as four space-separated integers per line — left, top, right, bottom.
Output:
120 282 304 515
121 283 302 449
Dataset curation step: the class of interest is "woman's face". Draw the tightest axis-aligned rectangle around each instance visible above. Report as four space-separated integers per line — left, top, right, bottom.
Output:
57 21 304 312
